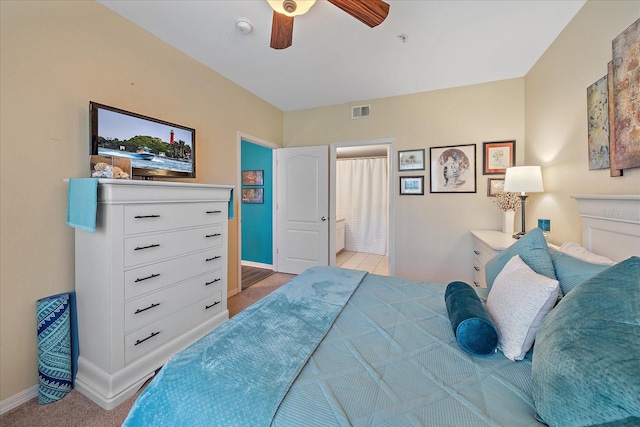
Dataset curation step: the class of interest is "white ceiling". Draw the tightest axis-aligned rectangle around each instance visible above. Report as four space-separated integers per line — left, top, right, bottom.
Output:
97 0 585 112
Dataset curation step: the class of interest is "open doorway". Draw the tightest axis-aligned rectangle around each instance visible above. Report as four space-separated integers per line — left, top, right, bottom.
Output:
236 133 278 296
330 139 395 276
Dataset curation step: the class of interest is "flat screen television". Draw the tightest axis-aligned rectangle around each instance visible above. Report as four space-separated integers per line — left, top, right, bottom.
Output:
90 102 195 179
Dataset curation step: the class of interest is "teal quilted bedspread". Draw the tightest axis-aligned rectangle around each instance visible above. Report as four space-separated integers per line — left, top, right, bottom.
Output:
125 268 542 426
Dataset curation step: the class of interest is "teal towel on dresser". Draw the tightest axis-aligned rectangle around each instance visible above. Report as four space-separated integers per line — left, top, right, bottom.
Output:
66 178 98 232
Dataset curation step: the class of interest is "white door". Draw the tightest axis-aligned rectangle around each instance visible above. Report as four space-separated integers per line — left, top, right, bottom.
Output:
276 146 329 274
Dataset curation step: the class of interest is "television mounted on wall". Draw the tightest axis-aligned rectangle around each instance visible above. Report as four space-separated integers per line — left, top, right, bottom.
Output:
90 102 196 179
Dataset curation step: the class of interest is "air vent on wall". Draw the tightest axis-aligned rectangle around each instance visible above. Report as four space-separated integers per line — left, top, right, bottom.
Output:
351 105 371 119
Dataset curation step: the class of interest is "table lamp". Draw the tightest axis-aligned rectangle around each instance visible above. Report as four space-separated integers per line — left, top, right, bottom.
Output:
503 166 544 239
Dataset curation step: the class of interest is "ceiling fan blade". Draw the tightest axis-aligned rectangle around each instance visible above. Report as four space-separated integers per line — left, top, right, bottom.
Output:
270 11 294 49
327 0 389 28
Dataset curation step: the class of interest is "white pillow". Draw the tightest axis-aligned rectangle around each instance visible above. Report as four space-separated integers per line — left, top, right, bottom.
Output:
486 255 559 361
559 242 615 265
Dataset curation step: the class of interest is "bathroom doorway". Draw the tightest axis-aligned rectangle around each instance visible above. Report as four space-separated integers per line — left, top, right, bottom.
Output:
330 139 395 276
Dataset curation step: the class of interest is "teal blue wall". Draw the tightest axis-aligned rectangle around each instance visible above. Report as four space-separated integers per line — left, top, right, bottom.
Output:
241 140 273 264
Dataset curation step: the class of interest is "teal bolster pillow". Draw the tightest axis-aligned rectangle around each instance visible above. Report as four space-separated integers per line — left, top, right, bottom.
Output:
445 281 498 356
532 256 640 427
485 228 556 288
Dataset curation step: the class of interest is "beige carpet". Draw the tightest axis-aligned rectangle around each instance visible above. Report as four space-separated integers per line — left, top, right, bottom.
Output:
0 388 140 427
0 272 294 426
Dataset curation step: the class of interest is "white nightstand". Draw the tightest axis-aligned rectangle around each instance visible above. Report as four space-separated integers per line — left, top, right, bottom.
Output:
470 230 517 287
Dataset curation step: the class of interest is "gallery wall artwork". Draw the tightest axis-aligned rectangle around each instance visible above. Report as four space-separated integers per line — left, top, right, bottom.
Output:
429 144 476 193
482 140 515 175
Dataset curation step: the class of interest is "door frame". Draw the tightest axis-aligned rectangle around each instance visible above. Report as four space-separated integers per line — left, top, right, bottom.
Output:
236 132 278 296
330 138 396 275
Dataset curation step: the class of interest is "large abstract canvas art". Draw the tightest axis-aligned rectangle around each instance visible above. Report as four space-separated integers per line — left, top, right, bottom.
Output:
587 75 610 170
611 19 640 170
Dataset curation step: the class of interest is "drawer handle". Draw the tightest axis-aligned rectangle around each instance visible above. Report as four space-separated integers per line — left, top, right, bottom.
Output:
135 273 160 283
134 303 160 314
473 281 480 286
474 266 480 271
206 210 222 214
205 233 222 238
205 278 221 286
205 301 221 310
135 331 160 346
206 256 221 262
134 244 160 251
134 214 160 219
474 250 480 255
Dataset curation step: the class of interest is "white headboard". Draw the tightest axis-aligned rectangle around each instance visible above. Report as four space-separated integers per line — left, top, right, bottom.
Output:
571 195 640 262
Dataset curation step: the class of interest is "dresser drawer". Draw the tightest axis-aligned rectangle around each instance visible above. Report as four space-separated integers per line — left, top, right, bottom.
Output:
124 293 224 364
124 202 225 235
124 269 222 333
125 248 223 300
124 225 223 267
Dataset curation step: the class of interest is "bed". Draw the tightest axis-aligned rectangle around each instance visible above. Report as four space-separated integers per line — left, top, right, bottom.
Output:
123 195 640 426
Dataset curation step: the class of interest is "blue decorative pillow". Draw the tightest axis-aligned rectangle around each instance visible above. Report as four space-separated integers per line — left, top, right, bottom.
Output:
485 228 556 289
445 281 498 356
548 246 609 296
532 256 640 427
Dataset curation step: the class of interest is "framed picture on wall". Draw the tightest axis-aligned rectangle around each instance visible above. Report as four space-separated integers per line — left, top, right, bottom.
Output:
241 170 264 186
482 140 515 175
399 176 424 195
242 188 264 204
487 178 506 197
429 144 476 193
398 149 425 171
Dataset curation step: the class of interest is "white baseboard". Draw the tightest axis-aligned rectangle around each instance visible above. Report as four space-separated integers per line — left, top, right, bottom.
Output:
241 261 273 270
0 385 38 415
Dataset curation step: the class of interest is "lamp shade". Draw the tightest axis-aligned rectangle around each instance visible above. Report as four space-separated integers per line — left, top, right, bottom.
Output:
267 0 316 17
504 166 544 193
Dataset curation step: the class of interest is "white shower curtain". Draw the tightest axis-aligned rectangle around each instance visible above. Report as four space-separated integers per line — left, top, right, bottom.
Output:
336 157 388 255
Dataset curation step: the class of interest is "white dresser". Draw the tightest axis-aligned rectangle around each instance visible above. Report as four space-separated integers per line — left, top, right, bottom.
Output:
470 230 517 287
74 180 232 409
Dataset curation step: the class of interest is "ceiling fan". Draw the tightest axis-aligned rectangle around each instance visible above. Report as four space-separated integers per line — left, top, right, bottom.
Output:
267 0 390 49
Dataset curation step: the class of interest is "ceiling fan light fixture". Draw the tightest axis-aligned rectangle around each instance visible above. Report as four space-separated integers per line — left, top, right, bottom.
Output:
267 0 316 17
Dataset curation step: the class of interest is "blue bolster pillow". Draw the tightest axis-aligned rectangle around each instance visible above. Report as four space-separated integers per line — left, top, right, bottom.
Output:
445 281 498 356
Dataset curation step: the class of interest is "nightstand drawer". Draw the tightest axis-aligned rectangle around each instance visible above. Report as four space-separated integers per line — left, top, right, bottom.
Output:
474 244 494 269
470 230 517 288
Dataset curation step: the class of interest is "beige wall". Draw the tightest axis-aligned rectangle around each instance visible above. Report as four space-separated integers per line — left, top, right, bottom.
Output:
525 0 640 246
0 1 282 401
285 79 526 283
